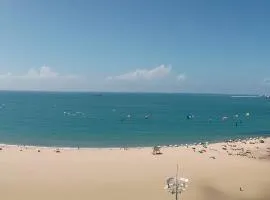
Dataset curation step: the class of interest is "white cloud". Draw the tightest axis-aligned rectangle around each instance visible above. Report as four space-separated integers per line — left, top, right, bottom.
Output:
107 65 172 81
0 66 76 80
0 65 187 92
0 66 82 91
104 65 188 92
177 74 186 81
26 66 58 78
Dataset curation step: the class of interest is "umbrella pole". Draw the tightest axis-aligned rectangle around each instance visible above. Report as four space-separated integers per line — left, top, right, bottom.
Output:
176 164 179 200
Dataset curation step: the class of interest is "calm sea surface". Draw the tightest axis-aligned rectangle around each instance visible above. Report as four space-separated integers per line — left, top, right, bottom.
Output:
0 91 269 147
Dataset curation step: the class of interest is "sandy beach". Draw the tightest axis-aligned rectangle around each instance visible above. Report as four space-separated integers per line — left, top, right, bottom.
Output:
0 137 269 200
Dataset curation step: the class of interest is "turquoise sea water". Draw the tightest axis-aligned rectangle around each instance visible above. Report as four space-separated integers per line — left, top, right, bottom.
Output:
0 91 269 147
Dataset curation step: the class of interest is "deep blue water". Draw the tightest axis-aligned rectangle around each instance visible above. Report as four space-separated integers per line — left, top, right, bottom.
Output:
0 91 269 147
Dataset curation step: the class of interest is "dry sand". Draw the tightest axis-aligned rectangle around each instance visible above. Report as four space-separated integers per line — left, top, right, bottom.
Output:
0 137 269 200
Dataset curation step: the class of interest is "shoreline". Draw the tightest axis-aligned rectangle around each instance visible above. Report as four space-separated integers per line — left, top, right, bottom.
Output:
1 135 269 150
1 136 269 163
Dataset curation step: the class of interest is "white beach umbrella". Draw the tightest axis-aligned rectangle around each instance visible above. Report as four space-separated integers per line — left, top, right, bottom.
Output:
164 165 189 200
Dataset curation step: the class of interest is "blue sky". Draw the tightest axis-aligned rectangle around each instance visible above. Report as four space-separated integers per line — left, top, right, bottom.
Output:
1 0 270 94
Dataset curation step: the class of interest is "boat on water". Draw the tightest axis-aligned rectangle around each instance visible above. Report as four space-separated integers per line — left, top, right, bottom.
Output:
261 94 270 99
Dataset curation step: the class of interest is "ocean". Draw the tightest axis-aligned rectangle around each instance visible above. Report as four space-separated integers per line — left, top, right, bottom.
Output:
0 91 269 147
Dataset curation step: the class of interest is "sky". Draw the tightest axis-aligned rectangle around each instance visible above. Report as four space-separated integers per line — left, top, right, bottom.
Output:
0 0 270 94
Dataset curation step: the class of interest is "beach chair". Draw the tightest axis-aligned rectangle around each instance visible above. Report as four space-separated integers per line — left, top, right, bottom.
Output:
153 146 162 155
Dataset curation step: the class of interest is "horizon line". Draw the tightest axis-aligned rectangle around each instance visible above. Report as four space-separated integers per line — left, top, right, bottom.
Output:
0 89 262 96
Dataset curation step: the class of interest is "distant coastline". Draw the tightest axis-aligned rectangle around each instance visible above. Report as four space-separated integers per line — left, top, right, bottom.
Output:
231 95 260 98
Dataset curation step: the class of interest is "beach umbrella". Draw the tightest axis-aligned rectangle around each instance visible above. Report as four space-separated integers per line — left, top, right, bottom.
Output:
164 165 189 200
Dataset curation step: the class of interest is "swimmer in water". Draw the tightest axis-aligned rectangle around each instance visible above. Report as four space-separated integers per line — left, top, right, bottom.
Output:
145 112 152 119
186 114 193 120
